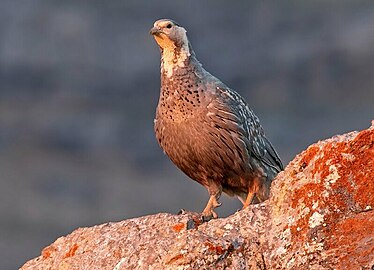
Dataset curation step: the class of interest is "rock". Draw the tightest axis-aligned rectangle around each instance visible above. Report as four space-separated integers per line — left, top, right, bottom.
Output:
20 121 374 270
266 120 374 269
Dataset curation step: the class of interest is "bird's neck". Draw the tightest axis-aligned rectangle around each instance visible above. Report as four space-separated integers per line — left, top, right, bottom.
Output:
160 43 192 78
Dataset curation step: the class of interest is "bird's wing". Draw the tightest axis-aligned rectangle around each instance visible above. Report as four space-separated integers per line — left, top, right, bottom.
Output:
211 85 283 173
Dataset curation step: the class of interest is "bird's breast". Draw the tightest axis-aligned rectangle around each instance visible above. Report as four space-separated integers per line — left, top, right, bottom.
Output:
154 109 206 179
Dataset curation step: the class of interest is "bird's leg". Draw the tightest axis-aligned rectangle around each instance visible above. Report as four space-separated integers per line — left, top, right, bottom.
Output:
201 185 222 221
242 191 256 208
242 177 260 208
202 194 221 219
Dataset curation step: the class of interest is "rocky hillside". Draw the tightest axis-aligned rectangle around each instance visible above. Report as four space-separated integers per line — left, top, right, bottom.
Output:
21 121 374 269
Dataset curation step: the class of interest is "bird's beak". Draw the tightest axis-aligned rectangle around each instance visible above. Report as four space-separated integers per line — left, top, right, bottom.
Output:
150 26 161 36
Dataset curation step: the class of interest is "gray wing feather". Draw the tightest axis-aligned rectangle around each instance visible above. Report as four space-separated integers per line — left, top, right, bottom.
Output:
213 86 283 173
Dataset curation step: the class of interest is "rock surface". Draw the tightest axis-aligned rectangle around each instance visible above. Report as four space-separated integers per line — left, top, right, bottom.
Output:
21 122 374 270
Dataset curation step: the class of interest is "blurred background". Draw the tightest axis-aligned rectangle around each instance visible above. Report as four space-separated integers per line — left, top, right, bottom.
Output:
1 0 373 268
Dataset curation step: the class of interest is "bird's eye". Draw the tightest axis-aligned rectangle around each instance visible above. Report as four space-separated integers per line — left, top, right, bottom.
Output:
166 23 172 29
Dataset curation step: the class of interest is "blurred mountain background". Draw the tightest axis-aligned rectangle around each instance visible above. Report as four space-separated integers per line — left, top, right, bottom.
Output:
0 1 373 268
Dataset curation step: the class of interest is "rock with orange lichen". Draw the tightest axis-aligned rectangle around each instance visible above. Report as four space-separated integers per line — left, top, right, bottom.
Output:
20 122 374 270
20 209 268 270
265 121 374 269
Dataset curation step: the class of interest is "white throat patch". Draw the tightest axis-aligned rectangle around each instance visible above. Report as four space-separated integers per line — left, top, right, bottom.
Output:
161 32 190 78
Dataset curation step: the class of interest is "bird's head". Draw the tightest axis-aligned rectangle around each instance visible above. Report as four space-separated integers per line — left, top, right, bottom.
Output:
150 19 189 52
150 19 193 77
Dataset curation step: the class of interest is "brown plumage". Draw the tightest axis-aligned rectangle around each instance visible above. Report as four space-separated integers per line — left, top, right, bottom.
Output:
150 19 283 219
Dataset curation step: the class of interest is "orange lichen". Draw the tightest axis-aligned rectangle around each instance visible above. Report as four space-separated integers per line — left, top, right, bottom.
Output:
41 246 56 259
298 145 319 170
172 223 185 232
327 211 374 249
63 243 79 259
289 127 374 245
345 129 374 208
327 211 374 267
291 182 322 209
165 254 184 264
204 241 225 255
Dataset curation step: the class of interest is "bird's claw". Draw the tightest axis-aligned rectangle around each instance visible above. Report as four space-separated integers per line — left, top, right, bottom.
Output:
215 202 222 208
201 207 219 221
201 214 214 223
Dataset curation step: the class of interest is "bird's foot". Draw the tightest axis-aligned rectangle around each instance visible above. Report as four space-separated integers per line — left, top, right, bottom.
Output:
201 195 221 220
185 193 222 229
201 208 219 221
186 211 218 230
200 212 215 222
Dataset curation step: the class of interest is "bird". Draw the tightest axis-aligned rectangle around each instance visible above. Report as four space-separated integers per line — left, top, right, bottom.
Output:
150 19 283 220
